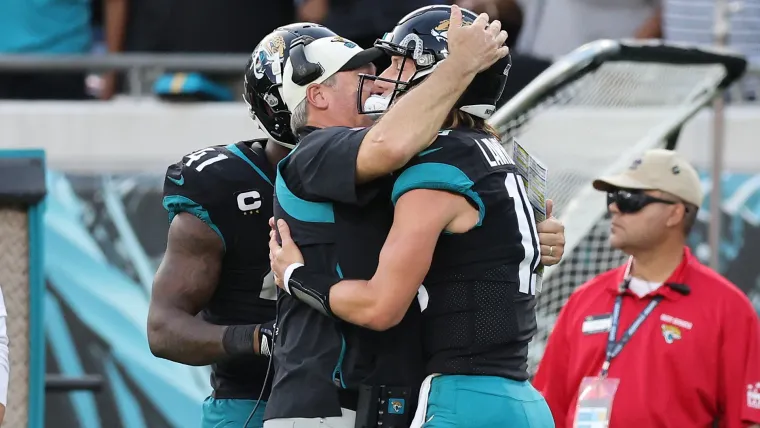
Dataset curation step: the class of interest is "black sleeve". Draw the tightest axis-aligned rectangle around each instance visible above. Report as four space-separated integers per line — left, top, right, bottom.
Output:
287 126 380 205
161 146 239 251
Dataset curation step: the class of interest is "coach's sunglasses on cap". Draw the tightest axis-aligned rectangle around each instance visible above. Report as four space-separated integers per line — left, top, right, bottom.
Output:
607 189 676 214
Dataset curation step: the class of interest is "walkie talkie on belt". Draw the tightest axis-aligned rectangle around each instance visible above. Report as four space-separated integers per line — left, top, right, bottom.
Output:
355 384 414 428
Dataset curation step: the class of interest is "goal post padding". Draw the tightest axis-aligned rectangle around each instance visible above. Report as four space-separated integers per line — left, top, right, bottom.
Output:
0 150 47 428
487 39 747 371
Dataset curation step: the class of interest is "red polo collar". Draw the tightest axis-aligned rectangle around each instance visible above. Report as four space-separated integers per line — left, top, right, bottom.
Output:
606 246 695 301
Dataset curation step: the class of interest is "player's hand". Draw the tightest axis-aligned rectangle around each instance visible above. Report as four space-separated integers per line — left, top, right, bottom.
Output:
538 199 565 266
446 4 509 75
269 217 305 290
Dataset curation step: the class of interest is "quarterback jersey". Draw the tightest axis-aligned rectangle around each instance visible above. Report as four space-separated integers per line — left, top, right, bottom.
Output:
391 128 541 380
162 139 276 399
266 126 424 420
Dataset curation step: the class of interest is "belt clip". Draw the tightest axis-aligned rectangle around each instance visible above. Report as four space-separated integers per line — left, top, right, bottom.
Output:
599 361 611 379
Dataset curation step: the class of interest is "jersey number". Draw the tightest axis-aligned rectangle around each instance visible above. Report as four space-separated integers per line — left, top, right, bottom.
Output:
185 148 228 172
504 173 540 296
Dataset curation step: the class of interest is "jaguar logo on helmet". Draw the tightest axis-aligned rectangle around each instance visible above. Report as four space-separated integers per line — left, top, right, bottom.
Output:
252 34 286 79
430 19 472 42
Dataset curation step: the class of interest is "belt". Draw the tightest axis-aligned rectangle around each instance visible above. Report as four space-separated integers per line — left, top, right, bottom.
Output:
338 388 359 411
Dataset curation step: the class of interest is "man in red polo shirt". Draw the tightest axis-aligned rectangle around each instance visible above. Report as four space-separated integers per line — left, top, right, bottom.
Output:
533 148 760 428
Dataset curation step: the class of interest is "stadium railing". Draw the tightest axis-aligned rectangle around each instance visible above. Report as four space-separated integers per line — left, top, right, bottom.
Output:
0 53 249 96
0 52 756 100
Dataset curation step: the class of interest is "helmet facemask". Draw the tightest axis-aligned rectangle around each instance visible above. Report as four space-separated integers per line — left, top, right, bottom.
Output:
356 33 441 117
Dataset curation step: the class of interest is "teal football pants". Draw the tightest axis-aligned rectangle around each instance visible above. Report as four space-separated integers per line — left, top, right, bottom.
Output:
423 375 555 428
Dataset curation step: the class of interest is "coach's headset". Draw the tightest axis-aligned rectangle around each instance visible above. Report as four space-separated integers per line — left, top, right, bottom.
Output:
289 36 326 86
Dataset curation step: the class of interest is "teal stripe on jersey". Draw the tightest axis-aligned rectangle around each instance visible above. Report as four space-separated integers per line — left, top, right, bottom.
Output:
392 163 485 226
226 143 273 186
162 195 227 251
275 171 334 223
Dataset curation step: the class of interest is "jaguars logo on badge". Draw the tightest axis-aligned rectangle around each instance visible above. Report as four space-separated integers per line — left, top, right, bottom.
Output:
661 324 682 344
388 398 406 415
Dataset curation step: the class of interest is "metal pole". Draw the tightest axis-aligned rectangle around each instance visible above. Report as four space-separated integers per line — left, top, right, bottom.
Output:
708 0 731 271
128 67 143 97
709 95 725 271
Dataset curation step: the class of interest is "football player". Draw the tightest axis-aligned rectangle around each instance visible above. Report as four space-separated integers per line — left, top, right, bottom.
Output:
269 6 561 428
147 23 339 428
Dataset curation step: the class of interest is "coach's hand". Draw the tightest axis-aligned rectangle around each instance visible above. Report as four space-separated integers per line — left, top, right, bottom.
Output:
538 199 565 266
269 217 305 289
446 4 509 75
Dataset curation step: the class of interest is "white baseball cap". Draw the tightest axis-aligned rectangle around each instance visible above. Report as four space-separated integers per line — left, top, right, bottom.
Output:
282 36 382 110
592 149 704 206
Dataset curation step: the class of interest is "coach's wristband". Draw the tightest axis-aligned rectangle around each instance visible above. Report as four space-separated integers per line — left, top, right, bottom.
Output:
286 265 341 318
222 324 257 357
282 263 304 295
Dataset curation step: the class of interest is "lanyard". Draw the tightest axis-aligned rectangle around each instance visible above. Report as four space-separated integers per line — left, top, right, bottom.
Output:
599 279 664 378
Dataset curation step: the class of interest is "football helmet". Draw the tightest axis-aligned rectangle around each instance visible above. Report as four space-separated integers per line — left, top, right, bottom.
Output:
243 23 338 148
359 5 511 119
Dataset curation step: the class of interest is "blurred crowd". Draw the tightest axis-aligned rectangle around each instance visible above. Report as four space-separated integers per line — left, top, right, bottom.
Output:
0 0 757 101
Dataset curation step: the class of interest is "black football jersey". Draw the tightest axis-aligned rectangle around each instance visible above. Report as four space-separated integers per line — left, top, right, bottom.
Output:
162 139 276 399
391 128 541 380
266 126 424 420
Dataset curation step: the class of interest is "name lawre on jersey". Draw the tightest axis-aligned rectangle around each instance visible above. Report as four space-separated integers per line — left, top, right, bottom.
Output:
475 136 514 167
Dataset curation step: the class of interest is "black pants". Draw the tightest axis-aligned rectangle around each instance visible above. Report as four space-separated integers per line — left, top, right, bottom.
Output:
0 72 89 100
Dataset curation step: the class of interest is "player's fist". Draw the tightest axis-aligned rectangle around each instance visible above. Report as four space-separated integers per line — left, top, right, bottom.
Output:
538 199 565 266
446 4 509 75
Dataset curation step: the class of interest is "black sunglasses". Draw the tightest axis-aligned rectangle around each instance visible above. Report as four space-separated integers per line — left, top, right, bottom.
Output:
607 189 676 214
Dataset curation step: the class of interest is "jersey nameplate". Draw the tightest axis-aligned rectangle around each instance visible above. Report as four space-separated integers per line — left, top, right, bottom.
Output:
475 137 514 167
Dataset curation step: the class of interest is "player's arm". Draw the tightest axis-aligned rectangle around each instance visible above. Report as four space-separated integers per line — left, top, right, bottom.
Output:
270 188 477 330
716 292 760 427
355 7 507 184
355 58 478 184
147 213 227 364
274 145 482 327
329 189 476 329
148 214 274 364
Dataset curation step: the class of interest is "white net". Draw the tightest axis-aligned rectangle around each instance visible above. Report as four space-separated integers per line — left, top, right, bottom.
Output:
0 206 30 427
496 58 730 372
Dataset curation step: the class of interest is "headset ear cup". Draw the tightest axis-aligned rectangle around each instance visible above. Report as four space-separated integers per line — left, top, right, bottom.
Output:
289 36 324 86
